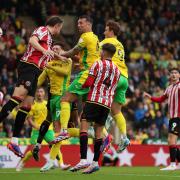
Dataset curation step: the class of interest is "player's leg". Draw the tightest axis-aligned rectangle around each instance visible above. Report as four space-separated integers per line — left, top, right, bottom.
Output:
7 95 33 158
16 130 38 171
70 118 90 172
111 76 130 152
8 63 41 157
32 93 53 161
0 61 30 122
161 118 179 170
83 105 109 174
57 71 89 141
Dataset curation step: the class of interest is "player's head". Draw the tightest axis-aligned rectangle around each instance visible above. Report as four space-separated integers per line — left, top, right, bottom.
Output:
0 28 3 38
78 15 93 33
52 41 64 54
104 20 120 38
46 16 63 35
101 43 116 59
36 87 45 101
169 68 180 83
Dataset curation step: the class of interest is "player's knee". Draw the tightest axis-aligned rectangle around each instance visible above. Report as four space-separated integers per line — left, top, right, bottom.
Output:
111 102 121 115
13 86 28 99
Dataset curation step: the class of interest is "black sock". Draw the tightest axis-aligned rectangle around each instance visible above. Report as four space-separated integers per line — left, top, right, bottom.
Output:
0 96 22 122
93 138 103 162
169 145 177 163
80 132 88 159
13 106 31 137
37 120 50 144
176 148 180 163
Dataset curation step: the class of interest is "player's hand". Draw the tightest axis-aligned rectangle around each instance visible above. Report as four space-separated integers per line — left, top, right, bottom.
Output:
42 49 54 58
143 92 151 99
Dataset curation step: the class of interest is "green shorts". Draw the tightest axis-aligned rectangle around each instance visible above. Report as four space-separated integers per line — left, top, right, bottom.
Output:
68 70 90 98
114 75 128 104
30 129 54 144
50 95 62 121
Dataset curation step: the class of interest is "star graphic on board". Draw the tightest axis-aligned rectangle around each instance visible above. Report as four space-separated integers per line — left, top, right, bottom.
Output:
152 147 169 166
117 149 135 166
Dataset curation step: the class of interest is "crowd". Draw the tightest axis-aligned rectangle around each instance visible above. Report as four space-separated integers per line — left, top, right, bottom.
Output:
0 0 179 143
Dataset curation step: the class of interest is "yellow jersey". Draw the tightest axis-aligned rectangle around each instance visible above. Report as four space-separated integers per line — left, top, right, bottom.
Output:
77 32 100 71
28 100 53 130
38 59 72 95
100 37 128 78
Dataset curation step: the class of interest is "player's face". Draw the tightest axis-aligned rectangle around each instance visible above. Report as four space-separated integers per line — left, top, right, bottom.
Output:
104 26 111 38
52 45 62 53
78 18 89 33
54 23 63 35
170 70 180 82
36 88 45 101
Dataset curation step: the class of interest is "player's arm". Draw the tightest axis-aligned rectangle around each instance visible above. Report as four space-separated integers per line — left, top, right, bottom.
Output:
27 115 39 130
29 36 54 58
37 69 48 87
143 92 167 103
61 36 86 58
82 62 98 88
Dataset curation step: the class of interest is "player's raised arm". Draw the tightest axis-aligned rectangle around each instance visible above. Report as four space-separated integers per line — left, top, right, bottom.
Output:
29 36 55 58
37 70 48 87
60 44 82 58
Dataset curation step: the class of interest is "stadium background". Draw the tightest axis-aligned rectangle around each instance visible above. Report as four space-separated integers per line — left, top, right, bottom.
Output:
0 0 180 168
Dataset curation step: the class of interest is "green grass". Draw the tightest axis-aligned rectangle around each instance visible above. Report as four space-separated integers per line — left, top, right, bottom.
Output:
0 167 180 180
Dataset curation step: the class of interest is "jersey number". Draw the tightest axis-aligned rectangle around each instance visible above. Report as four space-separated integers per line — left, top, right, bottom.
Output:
117 49 124 61
103 76 111 87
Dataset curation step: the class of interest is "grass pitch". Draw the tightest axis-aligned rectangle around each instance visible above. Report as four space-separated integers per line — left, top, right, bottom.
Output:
0 167 180 180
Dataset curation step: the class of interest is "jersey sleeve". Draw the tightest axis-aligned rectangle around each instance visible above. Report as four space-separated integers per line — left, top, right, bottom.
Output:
32 27 48 41
89 61 99 77
28 108 34 117
37 69 47 87
76 35 87 50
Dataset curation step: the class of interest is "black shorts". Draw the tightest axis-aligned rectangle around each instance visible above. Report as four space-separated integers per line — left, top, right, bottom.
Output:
16 61 42 96
169 118 180 136
82 102 110 126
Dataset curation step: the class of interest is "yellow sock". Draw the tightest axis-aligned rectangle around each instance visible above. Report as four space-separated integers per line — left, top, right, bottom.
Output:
57 150 64 165
50 142 62 160
102 128 108 137
68 128 80 137
22 151 32 163
113 112 126 135
60 102 70 129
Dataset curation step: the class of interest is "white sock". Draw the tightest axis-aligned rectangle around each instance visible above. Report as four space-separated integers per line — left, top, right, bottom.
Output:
92 161 98 166
170 162 176 166
80 159 87 163
11 137 18 145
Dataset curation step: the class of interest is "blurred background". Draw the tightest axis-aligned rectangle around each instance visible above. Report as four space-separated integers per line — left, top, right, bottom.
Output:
0 0 179 145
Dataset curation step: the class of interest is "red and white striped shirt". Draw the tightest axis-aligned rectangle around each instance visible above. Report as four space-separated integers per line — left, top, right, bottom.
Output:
83 59 120 108
21 26 52 69
151 81 180 118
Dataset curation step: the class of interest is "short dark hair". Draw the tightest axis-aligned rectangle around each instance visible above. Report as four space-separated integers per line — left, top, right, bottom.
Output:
79 15 93 24
106 20 120 36
46 16 63 26
169 67 179 73
102 43 116 57
53 41 64 48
